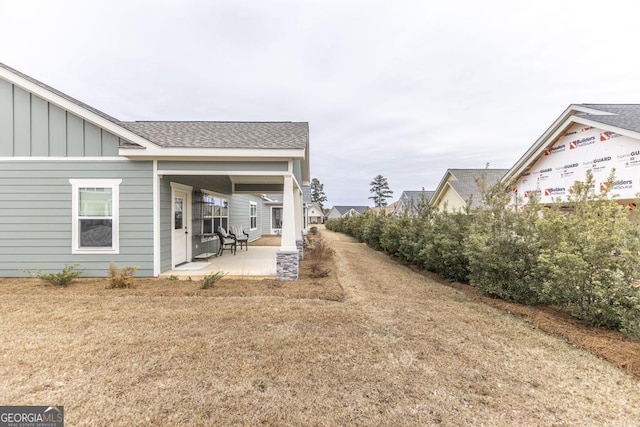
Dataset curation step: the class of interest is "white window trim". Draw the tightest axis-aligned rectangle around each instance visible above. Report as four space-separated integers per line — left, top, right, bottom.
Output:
250 201 258 231
70 179 122 254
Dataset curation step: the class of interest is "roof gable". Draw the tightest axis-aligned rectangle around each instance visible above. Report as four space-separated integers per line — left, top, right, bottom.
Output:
0 63 311 163
431 169 508 209
0 63 150 149
503 104 640 184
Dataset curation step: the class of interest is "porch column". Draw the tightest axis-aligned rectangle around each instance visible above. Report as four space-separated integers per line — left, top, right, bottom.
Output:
294 188 304 260
277 175 299 280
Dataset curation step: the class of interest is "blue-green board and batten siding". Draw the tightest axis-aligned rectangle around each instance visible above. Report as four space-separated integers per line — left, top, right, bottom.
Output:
0 80 154 276
0 79 124 157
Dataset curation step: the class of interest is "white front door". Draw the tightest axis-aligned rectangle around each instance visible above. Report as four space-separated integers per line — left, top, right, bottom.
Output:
172 186 190 266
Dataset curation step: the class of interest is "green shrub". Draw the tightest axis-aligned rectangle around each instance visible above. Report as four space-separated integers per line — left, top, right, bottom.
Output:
537 171 640 334
422 210 471 282
361 213 388 250
380 215 410 257
107 262 137 288
201 271 227 289
26 264 83 287
465 176 542 304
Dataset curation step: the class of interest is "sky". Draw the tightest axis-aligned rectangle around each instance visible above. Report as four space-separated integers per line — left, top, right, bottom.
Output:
3 0 640 206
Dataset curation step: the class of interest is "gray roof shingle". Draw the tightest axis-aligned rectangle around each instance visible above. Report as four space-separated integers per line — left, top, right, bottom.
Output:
121 121 309 149
576 104 640 134
333 206 369 215
448 169 509 207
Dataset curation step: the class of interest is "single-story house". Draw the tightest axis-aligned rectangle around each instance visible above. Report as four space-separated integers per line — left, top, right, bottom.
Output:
393 190 434 215
503 104 640 209
326 206 369 219
430 169 509 212
307 202 324 224
0 63 310 280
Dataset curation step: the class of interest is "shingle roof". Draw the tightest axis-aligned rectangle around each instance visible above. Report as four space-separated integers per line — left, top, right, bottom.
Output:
121 121 309 149
0 62 121 125
448 169 509 206
400 190 435 203
397 190 435 213
333 206 369 215
576 104 640 134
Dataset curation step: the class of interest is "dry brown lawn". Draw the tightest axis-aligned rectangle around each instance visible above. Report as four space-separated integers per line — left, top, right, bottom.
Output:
1 228 640 425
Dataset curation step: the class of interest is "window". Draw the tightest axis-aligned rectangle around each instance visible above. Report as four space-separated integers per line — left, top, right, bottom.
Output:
70 179 121 254
250 202 257 230
202 194 229 234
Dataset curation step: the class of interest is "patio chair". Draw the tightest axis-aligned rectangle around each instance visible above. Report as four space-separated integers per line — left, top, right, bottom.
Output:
230 225 249 251
216 226 236 256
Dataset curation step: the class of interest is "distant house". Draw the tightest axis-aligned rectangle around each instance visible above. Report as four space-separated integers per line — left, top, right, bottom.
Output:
393 191 434 215
326 206 369 219
370 201 398 216
430 169 509 212
504 104 640 208
307 202 324 224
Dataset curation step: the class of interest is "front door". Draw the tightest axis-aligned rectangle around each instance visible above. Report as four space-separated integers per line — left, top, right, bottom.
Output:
172 187 190 266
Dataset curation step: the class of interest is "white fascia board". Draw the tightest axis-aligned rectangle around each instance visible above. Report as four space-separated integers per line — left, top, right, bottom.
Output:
119 147 306 160
0 67 153 149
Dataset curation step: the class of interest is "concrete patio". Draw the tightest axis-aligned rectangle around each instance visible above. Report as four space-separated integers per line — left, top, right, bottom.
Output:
161 245 280 280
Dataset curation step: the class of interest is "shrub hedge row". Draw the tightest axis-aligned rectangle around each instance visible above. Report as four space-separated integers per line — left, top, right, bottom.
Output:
326 171 640 338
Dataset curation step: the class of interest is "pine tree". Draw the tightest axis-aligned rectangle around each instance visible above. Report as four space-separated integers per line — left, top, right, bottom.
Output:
310 178 327 211
369 175 393 207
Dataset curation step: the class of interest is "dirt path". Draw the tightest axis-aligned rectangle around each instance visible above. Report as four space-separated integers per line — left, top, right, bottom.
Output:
321 227 640 425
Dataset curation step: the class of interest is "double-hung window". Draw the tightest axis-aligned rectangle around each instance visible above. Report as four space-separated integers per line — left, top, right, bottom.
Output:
250 201 257 230
70 179 121 254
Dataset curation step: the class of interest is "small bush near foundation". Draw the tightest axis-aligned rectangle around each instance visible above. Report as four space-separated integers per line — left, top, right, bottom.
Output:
166 275 179 281
107 262 137 288
201 271 226 289
307 239 335 261
26 264 83 287
308 263 331 278
308 263 330 278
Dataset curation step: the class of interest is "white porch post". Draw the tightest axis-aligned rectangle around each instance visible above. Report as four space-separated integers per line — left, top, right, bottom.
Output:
294 188 304 260
277 175 299 280
280 176 297 251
